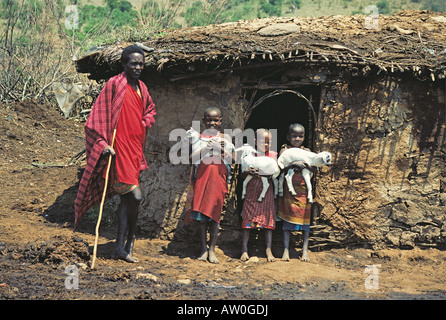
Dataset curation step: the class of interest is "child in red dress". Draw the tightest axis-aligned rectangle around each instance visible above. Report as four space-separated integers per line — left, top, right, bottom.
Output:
189 107 233 264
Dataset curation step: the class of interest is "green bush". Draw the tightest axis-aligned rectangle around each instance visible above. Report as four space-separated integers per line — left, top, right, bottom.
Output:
260 0 281 16
376 0 390 14
423 0 445 11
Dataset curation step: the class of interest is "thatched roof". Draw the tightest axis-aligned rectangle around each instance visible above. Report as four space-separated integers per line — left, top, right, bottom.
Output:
76 10 446 82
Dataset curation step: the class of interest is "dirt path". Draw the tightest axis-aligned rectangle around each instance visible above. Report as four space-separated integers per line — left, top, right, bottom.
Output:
0 101 445 302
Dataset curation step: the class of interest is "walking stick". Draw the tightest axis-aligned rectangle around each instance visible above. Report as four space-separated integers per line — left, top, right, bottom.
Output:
91 129 117 269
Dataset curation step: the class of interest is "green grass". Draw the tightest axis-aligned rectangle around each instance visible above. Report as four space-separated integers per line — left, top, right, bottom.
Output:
76 0 426 21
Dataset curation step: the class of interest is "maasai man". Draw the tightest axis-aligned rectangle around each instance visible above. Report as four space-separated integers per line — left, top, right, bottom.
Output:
74 45 156 263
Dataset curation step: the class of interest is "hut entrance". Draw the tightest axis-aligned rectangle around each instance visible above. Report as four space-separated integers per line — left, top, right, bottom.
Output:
232 88 320 214
244 89 319 150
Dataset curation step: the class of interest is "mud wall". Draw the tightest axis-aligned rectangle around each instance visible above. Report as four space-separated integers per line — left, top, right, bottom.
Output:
315 76 445 249
137 71 445 249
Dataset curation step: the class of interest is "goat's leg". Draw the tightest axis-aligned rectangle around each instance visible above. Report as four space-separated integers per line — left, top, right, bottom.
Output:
285 168 297 196
272 177 278 198
302 169 313 203
278 172 284 196
242 175 252 199
257 176 269 202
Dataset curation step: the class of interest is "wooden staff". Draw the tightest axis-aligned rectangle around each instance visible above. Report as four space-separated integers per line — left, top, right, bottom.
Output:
91 129 117 269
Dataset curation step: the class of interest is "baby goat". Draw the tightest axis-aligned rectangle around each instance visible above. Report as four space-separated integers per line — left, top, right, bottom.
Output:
185 127 234 183
236 144 280 202
277 148 331 203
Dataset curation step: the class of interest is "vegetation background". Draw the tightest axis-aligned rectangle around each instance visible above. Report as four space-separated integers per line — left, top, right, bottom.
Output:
0 0 444 107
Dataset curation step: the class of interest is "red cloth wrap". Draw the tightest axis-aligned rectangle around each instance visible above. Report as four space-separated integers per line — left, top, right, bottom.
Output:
191 156 228 223
114 85 145 185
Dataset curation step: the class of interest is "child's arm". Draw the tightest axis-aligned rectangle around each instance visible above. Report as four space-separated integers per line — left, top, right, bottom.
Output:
290 161 317 174
189 140 213 161
289 161 307 171
240 166 259 178
280 146 317 173
279 146 305 171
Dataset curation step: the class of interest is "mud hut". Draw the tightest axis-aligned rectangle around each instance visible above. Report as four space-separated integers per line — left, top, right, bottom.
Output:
75 11 446 250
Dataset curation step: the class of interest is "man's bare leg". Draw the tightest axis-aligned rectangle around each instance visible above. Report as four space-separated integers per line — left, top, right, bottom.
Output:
126 188 141 262
112 188 141 263
124 187 141 262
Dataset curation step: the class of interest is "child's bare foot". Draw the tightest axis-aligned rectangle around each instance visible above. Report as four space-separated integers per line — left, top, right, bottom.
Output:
240 252 249 261
209 253 220 264
197 250 208 262
208 250 220 264
282 249 290 261
266 248 275 262
301 250 310 262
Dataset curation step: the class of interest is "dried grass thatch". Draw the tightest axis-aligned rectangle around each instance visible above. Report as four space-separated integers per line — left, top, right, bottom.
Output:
75 11 446 82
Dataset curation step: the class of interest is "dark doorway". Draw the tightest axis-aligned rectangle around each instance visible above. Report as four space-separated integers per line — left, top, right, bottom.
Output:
244 88 320 151
233 88 320 215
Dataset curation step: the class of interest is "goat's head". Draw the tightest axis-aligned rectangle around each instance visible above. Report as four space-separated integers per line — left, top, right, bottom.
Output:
185 127 200 143
320 151 332 166
235 144 257 159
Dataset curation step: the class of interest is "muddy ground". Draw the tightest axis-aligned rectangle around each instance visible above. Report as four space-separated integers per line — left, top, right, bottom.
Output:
0 101 445 304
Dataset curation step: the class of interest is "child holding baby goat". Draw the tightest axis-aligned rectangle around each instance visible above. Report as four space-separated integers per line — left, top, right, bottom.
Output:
277 123 318 262
239 129 278 262
188 107 233 264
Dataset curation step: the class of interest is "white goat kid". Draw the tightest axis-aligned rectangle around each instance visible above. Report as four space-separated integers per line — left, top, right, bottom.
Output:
277 148 331 203
184 127 203 156
185 127 234 182
236 144 280 202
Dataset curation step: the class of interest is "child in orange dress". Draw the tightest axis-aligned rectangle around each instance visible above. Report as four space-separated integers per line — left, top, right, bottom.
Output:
277 124 316 262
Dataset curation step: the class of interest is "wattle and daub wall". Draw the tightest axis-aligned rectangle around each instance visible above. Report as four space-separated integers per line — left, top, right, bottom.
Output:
137 71 445 249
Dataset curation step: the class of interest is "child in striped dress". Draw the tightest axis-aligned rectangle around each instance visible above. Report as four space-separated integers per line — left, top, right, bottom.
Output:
240 129 277 262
